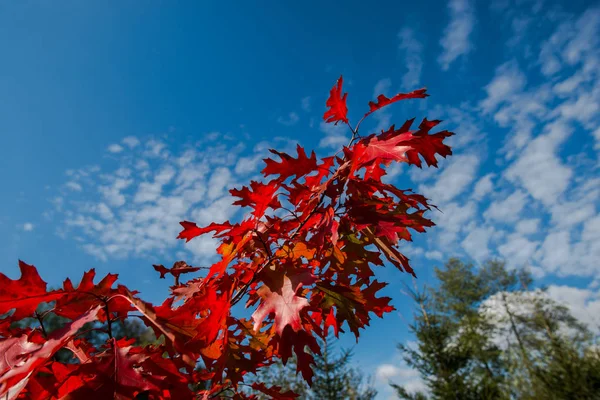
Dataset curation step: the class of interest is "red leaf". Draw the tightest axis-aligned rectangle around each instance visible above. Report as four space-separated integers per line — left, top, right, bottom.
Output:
153 261 200 280
252 272 315 336
177 221 232 242
0 261 64 320
352 118 453 172
325 308 339 338
230 180 282 218
0 305 101 399
364 88 428 118
68 337 163 398
323 75 349 125
56 270 133 321
251 382 300 399
262 145 319 181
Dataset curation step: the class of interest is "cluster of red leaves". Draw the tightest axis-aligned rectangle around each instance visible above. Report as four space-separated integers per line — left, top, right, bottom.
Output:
0 76 454 399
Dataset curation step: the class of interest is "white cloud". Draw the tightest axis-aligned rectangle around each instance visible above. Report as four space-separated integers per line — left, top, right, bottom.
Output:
537 230 571 275
398 28 423 89
562 7 600 66
438 0 476 70
504 120 573 207
122 136 140 148
65 181 82 192
516 218 540 235
318 121 350 149
235 154 263 175
593 127 600 150
107 144 124 153
277 112 300 126
472 173 495 201
375 360 426 399
99 177 132 208
191 196 237 227
424 250 444 261
546 285 600 334
301 96 311 112
22 223 34 232
550 199 596 229
461 226 495 263
553 92 599 128
133 165 176 204
144 139 167 158
538 20 573 76
207 167 232 201
497 233 538 267
373 78 391 98
480 60 526 114
433 201 478 248
50 136 266 262
484 190 527 223
420 154 480 204
371 79 393 132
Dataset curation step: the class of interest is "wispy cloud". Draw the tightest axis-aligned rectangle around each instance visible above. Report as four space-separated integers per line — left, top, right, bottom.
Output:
398 28 423 89
51 134 277 263
107 143 124 153
318 121 350 149
399 3 600 283
301 96 311 112
438 0 476 70
277 112 300 126
122 136 140 148
480 60 526 114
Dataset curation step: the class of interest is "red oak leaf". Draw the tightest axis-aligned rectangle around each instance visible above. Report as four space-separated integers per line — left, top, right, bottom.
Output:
325 308 339 338
252 272 315 336
251 382 300 399
352 118 453 173
323 75 349 125
67 337 163 398
277 327 320 385
0 261 65 320
177 221 232 242
262 145 319 181
0 305 101 400
54 270 134 322
230 180 282 218
364 88 428 118
153 261 201 281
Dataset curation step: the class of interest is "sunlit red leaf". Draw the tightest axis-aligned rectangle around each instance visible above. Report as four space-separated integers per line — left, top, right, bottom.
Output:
0 305 101 399
252 272 315 336
153 261 201 281
0 261 64 320
323 75 349 125
364 88 428 118
262 145 319 181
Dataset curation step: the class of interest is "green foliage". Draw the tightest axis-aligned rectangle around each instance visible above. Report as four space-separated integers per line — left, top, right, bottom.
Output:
250 334 377 400
394 258 600 400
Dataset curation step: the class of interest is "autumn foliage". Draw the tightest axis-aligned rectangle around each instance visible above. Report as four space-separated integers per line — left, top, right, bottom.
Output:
0 76 454 399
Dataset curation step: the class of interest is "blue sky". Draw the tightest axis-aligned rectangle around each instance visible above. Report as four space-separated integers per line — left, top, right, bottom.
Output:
1 0 599 398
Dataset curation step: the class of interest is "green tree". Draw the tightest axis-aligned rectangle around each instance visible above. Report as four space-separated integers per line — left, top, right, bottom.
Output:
393 258 600 400
488 283 600 399
250 334 376 399
393 269 506 400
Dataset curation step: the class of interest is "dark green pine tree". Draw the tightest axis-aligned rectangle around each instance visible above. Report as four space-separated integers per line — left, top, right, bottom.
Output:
393 259 509 400
250 334 377 399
